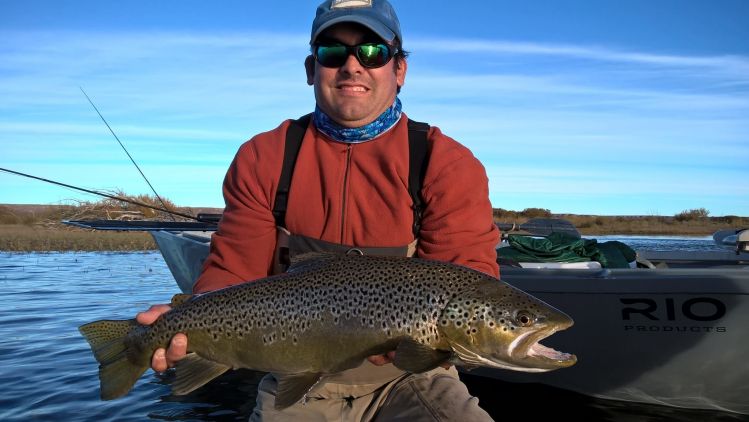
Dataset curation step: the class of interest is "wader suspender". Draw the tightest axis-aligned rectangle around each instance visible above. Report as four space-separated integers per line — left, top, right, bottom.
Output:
272 113 430 238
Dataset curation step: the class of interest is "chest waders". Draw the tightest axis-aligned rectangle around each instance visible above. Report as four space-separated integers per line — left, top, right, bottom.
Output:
271 113 431 274
254 116 491 421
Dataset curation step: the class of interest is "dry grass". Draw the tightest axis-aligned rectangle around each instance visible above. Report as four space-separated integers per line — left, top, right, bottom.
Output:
0 195 188 252
560 214 748 236
0 225 156 252
493 208 748 236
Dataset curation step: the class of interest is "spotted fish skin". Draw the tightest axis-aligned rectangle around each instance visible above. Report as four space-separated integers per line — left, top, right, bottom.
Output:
79 253 576 406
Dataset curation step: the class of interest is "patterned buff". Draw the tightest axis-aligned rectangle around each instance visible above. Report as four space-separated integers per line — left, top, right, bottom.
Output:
313 98 402 143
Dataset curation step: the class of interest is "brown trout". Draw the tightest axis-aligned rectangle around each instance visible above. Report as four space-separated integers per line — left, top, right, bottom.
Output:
79 253 576 408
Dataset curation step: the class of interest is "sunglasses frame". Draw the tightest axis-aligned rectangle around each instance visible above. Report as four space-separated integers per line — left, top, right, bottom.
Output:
312 42 399 69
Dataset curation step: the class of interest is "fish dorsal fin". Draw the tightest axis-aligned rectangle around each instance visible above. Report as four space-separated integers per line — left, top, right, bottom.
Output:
287 252 339 273
393 338 452 373
274 372 323 410
172 353 231 395
170 293 193 308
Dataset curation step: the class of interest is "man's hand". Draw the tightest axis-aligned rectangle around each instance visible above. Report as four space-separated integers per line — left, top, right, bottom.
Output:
136 304 187 372
367 351 396 366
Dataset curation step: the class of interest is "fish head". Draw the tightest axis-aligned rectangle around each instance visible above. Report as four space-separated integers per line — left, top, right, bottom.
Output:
441 281 577 372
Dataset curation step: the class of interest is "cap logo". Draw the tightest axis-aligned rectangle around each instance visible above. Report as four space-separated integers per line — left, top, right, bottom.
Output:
331 0 373 9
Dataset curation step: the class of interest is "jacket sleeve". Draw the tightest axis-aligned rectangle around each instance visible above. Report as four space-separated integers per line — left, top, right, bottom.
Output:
417 130 500 278
193 140 278 293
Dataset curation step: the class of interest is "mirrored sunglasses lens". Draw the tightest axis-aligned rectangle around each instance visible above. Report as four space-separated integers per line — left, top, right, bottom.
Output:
316 45 348 67
357 44 390 68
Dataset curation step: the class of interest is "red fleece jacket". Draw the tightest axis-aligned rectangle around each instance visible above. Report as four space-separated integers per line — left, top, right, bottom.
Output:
194 114 499 293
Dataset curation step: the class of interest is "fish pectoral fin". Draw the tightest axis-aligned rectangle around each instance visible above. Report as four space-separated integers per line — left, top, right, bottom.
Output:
448 341 490 367
393 338 452 373
274 372 323 410
172 353 231 395
170 293 193 308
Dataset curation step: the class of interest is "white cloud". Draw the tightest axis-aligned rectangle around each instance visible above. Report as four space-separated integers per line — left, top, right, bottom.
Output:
409 37 749 77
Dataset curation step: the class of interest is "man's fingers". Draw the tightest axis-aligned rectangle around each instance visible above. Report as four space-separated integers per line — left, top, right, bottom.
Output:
151 348 168 372
367 351 395 366
136 304 172 325
139 304 181 373
166 333 188 365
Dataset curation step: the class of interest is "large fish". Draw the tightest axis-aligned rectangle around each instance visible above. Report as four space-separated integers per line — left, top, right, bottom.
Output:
79 253 576 408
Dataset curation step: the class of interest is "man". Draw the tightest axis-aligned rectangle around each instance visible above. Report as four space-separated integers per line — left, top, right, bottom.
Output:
138 0 499 420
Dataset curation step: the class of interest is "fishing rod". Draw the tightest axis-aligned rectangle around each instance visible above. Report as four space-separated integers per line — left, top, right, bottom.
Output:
0 167 215 224
79 87 175 221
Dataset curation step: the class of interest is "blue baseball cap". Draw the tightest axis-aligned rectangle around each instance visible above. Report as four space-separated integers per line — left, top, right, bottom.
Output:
310 0 402 45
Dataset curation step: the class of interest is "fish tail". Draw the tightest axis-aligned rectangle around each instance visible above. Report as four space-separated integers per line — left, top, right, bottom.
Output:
79 319 149 400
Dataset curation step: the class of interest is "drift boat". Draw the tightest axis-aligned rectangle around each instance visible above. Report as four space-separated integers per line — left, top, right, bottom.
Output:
65 218 749 415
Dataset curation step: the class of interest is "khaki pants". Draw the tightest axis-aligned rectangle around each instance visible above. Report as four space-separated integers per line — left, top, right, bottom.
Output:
249 361 493 421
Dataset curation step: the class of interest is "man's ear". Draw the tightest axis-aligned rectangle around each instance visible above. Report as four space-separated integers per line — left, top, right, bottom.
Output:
305 55 315 86
395 57 407 89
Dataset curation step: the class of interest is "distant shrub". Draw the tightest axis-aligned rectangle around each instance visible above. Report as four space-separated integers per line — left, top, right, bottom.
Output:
717 215 744 225
674 208 710 222
520 208 552 218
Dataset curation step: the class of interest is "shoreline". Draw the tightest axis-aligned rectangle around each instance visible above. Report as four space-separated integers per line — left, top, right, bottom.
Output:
0 222 739 253
1 203 746 252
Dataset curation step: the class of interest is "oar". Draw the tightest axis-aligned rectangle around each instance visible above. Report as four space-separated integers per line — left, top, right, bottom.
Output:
496 218 580 238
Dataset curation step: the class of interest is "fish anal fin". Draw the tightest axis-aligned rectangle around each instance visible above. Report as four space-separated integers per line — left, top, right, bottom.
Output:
393 338 452 373
170 293 193 308
274 372 323 410
172 353 231 395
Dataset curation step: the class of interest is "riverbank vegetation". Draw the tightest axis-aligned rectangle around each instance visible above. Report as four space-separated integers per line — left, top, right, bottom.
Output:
0 195 214 252
493 207 748 236
1 201 746 252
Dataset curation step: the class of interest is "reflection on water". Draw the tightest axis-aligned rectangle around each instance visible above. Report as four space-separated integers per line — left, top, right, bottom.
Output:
0 245 744 421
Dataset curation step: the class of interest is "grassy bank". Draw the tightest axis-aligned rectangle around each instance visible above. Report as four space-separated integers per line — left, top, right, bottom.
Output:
559 214 747 236
0 224 156 252
0 199 217 252
1 203 747 252
494 208 747 236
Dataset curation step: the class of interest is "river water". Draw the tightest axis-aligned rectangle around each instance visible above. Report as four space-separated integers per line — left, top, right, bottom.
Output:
0 237 744 421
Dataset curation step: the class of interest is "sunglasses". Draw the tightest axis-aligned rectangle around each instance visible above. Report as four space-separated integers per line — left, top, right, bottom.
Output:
313 42 398 69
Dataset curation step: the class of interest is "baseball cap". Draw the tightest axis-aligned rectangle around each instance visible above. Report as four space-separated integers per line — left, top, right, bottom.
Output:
311 0 402 45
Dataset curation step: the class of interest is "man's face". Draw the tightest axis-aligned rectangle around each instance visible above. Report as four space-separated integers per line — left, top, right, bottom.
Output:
306 23 407 128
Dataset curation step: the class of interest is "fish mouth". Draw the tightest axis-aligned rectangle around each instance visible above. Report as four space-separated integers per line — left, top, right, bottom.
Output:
509 324 577 370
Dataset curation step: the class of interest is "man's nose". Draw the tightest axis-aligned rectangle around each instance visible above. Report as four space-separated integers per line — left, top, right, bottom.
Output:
339 51 363 74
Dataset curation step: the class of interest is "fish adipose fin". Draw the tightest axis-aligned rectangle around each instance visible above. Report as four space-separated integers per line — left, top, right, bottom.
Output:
172 353 231 395
393 338 452 373
274 372 323 409
78 319 149 400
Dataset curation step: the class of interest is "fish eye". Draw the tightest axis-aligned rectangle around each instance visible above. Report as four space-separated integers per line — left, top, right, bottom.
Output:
515 311 535 327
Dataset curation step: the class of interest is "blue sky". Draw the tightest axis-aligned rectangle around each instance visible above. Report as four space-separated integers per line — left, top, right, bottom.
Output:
1 0 747 216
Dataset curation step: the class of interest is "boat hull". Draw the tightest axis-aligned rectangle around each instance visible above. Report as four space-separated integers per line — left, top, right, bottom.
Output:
486 266 749 414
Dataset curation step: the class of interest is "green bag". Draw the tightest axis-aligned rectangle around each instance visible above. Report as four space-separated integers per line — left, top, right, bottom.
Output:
498 232 636 268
